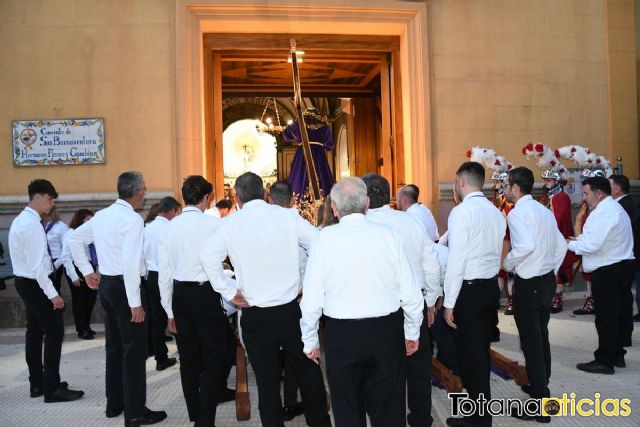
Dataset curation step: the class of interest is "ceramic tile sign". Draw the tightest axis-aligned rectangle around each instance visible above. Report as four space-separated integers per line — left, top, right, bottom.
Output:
12 118 105 166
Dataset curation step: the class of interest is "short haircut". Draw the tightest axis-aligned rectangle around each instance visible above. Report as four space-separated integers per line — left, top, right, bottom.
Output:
361 173 390 209
69 208 94 230
28 179 58 200
158 196 181 213
182 175 213 205
456 161 485 188
507 167 534 195
582 176 611 195
215 199 232 210
235 172 264 203
330 177 368 217
609 174 630 194
117 171 144 199
399 184 419 204
269 180 293 207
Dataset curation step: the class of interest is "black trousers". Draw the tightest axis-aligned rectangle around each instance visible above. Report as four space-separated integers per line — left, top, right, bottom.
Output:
324 309 405 427
512 271 555 399
99 276 148 419
407 307 433 427
173 282 229 427
591 260 635 367
144 271 169 362
452 277 500 427
14 276 64 394
283 351 300 407
220 315 236 392
430 306 459 375
67 267 97 334
241 300 331 427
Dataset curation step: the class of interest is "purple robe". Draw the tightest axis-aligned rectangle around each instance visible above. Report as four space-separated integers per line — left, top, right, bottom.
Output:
284 121 334 197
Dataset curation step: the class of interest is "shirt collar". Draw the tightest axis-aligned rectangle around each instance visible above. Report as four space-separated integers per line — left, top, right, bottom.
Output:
594 196 614 211
182 206 202 214
115 199 134 211
463 191 484 202
242 199 267 209
515 194 533 205
24 206 41 220
368 204 392 213
615 194 628 202
339 212 366 223
154 215 170 222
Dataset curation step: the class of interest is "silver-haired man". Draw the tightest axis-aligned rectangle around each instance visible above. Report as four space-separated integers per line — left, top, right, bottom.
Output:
300 177 424 427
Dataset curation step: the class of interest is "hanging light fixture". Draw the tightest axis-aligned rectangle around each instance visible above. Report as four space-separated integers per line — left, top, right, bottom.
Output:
256 97 285 136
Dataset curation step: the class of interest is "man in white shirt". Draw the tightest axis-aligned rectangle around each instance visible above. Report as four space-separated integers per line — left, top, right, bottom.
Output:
569 176 635 375
41 207 70 294
502 167 567 420
397 184 439 242
143 196 180 371
9 179 84 403
300 177 423 427
443 162 506 427
362 173 440 427
157 176 233 426
70 172 167 426
201 172 331 427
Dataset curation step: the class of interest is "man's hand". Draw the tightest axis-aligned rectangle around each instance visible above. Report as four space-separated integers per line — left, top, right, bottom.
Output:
405 339 419 356
85 273 100 290
71 280 81 287
168 318 177 334
231 290 250 308
305 348 320 365
435 296 444 312
444 308 457 329
130 306 145 323
427 306 435 328
50 295 64 310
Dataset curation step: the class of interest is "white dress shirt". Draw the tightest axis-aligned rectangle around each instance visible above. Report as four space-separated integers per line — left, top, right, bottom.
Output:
568 196 634 272
443 191 506 309
407 203 439 242
70 199 145 307
299 213 424 353
157 207 220 318
367 205 442 306
44 221 69 269
8 207 57 299
144 216 170 272
60 228 89 283
200 199 318 307
503 195 568 279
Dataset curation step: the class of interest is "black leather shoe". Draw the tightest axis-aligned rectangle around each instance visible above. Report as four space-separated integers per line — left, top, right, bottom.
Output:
106 406 124 418
615 355 626 368
218 387 236 403
30 386 44 398
156 357 177 371
125 408 167 426
576 360 614 375
634 313 640 322
78 330 94 340
520 384 550 398
164 335 173 342
446 418 476 426
282 402 304 421
44 386 84 403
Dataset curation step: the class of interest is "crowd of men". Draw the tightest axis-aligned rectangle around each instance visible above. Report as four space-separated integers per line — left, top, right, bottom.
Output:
7 160 638 427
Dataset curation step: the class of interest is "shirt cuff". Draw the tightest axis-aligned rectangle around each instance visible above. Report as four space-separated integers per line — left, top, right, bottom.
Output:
125 289 142 308
303 334 319 354
404 327 420 341
567 241 581 255
43 282 59 300
79 264 95 278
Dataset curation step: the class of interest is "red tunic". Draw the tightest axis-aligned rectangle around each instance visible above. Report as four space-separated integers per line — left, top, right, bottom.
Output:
549 191 578 284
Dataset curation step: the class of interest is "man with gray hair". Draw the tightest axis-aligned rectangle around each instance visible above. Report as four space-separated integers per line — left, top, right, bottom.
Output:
300 177 424 427
71 172 167 426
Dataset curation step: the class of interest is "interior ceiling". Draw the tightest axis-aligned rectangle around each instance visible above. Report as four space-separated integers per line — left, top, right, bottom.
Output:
220 50 383 97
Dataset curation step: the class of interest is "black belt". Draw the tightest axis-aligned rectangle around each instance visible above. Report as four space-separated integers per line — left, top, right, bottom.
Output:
174 279 210 287
101 274 124 280
462 275 498 285
593 259 634 273
326 308 402 322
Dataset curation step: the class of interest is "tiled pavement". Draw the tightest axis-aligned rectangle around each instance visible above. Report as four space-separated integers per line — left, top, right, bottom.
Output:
1 292 639 426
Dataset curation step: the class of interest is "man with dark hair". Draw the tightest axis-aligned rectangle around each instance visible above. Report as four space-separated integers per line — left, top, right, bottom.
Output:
503 167 567 422
569 176 635 374
215 199 233 217
9 179 84 402
362 173 441 427
71 171 167 425
143 196 181 371
157 175 233 426
269 180 294 208
609 175 640 323
397 184 439 242
443 162 506 427
201 172 331 427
